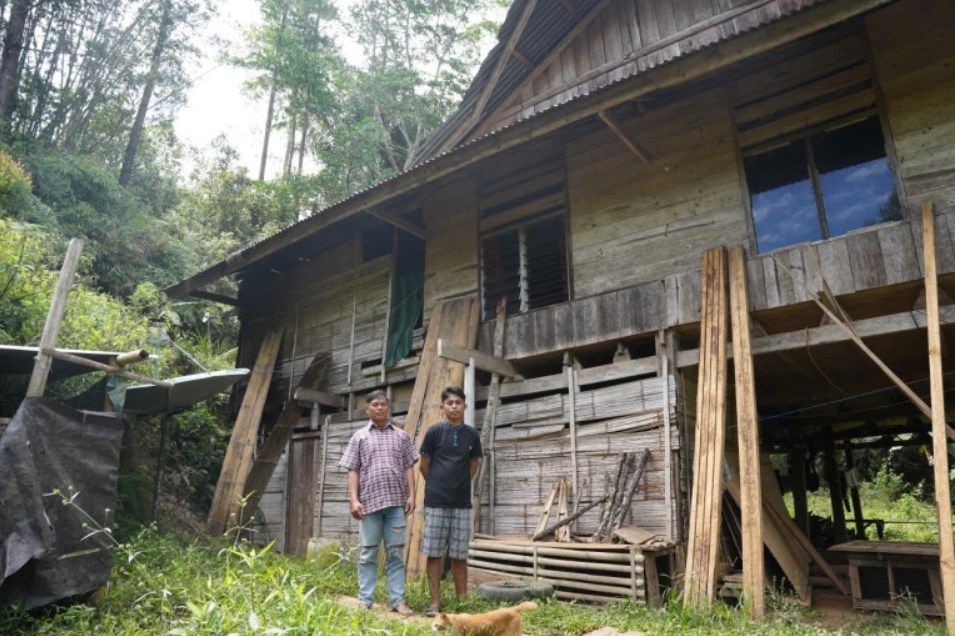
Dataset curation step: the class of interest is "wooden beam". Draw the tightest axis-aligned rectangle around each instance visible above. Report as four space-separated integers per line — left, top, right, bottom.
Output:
728 245 764 618
473 297 507 533
189 289 240 306
366 209 427 241
676 306 955 367
684 247 729 605
207 327 284 535
293 386 343 408
45 348 172 388
921 201 955 633
558 0 578 18
598 110 651 163
437 338 522 378
478 0 538 117
512 48 534 70
168 0 893 298
27 238 84 397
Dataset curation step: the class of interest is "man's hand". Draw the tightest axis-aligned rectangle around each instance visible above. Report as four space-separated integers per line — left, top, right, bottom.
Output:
350 500 364 520
405 495 416 515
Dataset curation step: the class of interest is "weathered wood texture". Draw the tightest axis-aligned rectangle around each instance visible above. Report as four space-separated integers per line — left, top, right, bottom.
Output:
474 374 680 538
423 176 479 321
285 435 316 556
867 0 955 220
207 328 284 535
477 210 955 360
255 446 289 551
480 0 834 135
683 247 728 605
567 87 746 299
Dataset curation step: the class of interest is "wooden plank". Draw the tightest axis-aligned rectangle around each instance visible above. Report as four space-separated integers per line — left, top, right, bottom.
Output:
437 339 521 378
567 366 579 501
847 230 887 291
598 110 651 163
27 238 84 397
727 245 764 618
366 209 426 241
473 297 507 532
293 387 343 408
921 201 955 634
207 327 284 535
238 352 330 527
683 246 728 605
405 296 480 576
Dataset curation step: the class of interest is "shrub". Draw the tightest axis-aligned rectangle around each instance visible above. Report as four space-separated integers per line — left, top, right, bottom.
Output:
0 148 35 218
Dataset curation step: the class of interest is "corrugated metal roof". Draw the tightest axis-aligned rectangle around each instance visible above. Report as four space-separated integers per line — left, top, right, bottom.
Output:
170 0 869 294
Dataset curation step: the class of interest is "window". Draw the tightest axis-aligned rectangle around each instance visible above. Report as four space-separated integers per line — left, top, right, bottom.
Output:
480 214 569 320
744 116 900 253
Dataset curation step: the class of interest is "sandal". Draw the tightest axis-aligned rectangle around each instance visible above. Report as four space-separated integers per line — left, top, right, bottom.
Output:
392 602 414 617
425 604 441 616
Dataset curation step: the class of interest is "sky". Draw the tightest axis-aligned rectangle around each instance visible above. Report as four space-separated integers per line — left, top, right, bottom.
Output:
174 0 363 179
173 1 502 180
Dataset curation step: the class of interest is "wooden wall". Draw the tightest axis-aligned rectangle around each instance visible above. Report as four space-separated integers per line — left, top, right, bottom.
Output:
866 0 955 217
567 86 747 298
423 175 479 321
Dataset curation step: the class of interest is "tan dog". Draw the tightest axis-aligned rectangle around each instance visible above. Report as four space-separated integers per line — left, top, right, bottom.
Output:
431 601 537 635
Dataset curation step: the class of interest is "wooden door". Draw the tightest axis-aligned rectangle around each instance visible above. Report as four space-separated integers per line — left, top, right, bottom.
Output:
285 437 317 556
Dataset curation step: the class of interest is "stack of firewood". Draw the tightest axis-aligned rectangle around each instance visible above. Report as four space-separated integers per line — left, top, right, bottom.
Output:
592 449 651 542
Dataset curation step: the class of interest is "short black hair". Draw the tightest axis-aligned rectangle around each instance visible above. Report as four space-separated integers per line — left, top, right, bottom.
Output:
365 389 389 404
441 386 466 402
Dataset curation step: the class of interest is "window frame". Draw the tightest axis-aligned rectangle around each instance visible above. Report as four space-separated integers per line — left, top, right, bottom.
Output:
478 209 572 321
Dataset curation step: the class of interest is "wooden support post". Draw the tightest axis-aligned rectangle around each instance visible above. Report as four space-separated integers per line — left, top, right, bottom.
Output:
657 331 674 542
151 414 171 521
684 246 729 605
824 449 847 544
597 110 651 163
566 365 579 502
316 414 330 536
380 227 397 384
207 327 284 535
844 447 865 539
27 238 84 397
790 448 809 537
728 244 765 618
472 298 507 533
465 357 476 427
921 201 955 633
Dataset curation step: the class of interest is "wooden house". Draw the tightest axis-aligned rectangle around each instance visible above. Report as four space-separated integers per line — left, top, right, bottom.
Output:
170 0 955 609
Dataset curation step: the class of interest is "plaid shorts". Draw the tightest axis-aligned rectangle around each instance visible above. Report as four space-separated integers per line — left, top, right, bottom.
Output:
422 507 472 560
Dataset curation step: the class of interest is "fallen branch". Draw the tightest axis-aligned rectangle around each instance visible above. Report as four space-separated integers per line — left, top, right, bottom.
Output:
533 495 608 541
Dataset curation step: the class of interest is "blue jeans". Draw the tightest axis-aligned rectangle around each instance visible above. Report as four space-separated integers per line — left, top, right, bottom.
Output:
357 505 407 607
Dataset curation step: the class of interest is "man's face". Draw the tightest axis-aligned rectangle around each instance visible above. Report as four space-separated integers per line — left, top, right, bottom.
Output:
442 395 465 423
365 398 390 425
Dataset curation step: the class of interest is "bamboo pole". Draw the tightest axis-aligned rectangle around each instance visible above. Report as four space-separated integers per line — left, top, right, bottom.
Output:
566 366 579 502
27 238 84 397
658 331 673 542
921 201 955 633
533 495 608 540
46 348 171 388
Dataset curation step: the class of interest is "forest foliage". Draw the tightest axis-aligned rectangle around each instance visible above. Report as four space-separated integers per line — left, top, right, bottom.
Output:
0 0 502 522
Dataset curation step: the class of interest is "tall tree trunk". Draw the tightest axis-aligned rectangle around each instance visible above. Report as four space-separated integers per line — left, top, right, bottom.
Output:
283 110 296 175
0 0 31 132
257 5 288 181
296 114 308 175
258 81 278 181
119 0 172 186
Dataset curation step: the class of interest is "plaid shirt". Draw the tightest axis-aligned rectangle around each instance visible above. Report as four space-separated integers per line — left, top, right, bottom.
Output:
339 421 419 514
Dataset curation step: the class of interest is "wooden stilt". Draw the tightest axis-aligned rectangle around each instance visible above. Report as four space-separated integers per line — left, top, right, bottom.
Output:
151 414 171 521
844 447 865 539
920 201 955 633
207 327 284 535
472 298 507 533
27 238 84 398
728 244 765 618
790 447 809 537
824 448 847 543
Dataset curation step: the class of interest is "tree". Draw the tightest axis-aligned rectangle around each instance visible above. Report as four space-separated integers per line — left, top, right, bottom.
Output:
0 0 32 131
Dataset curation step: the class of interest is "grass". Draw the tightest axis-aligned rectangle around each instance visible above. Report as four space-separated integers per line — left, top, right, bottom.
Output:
0 528 945 635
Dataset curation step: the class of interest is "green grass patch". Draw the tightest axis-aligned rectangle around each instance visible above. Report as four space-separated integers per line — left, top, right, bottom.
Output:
0 528 944 635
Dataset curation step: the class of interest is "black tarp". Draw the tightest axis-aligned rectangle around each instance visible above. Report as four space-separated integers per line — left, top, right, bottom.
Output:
0 397 124 610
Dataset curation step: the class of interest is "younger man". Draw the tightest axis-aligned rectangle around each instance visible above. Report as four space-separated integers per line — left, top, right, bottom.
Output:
339 390 418 615
419 386 483 615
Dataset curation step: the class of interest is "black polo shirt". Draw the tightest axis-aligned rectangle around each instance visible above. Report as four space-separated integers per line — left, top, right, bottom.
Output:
420 421 483 508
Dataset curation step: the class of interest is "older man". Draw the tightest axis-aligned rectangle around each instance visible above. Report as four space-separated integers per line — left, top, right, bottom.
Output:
339 390 418 615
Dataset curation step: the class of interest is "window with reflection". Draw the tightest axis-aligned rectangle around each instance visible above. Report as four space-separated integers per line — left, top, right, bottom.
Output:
744 116 900 253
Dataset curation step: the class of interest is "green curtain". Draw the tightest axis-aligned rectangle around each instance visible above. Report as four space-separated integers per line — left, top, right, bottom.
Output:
385 271 424 367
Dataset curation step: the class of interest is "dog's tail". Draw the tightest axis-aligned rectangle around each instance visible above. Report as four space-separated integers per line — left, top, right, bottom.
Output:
514 601 538 613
